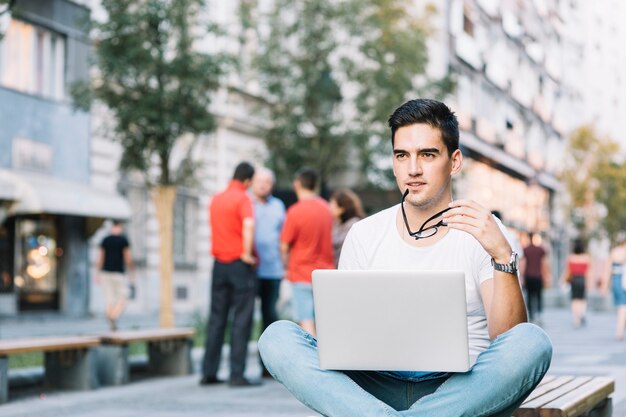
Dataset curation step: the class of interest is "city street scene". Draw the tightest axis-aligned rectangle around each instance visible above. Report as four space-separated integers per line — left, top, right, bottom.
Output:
1 0 626 416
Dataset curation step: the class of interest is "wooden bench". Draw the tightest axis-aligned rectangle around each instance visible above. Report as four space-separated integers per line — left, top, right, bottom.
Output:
0 336 100 403
97 328 195 386
514 375 615 417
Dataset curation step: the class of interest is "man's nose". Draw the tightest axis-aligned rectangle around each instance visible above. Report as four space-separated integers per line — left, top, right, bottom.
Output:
408 156 422 175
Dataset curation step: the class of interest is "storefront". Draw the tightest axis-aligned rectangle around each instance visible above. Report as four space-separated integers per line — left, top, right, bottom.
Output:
0 170 130 316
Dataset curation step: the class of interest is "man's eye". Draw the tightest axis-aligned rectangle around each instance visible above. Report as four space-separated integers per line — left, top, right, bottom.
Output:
423 153 435 158
396 153 407 159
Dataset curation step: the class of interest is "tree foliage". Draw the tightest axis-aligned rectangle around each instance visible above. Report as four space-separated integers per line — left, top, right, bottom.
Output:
253 0 452 189
72 0 230 186
561 126 626 243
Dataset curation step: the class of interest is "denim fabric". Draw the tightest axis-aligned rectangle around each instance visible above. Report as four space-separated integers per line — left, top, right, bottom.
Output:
291 283 314 322
259 320 552 417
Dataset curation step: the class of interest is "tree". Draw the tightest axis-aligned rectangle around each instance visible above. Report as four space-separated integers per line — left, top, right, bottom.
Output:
254 0 347 189
72 0 229 327
345 0 453 187
561 126 626 244
0 0 16 40
253 0 452 189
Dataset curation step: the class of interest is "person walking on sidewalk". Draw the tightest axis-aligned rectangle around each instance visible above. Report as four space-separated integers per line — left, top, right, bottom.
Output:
280 168 334 336
521 232 550 324
602 237 626 340
561 238 591 328
251 167 285 375
258 98 552 417
201 162 260 387
96 220 135 331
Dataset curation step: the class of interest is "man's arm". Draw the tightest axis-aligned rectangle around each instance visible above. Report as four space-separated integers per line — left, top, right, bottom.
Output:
123 247 135 281
444 200 527 338
241 217 255 265
95 248 104 284
541 253 551 287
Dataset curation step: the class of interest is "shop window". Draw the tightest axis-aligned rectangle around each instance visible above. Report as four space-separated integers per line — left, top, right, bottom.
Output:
14 218 59 311
0 222 14 293
174 190 198 268
0 19 66 100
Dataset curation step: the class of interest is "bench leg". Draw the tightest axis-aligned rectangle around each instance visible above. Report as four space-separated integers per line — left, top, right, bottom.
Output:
0 356 8 404
45 348 97 391
97 345 129 386
148 338 193 376
588 397 612 417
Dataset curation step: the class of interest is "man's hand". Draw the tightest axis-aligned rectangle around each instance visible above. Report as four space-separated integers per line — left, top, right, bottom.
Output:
241 253 256 266
443 199 512 262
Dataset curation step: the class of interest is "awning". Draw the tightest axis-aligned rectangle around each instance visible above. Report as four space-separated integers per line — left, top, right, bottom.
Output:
0 175 18 201
0 170 131 227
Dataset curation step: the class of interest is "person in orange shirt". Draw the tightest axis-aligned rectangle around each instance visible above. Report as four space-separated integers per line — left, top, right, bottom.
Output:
201 162 259 387
281 168 334 336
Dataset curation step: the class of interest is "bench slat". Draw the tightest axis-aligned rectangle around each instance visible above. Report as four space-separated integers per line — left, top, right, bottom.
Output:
518 376 593 412
100 328 194 344
538 377 614 417
521 375 567 404
0 336 100 355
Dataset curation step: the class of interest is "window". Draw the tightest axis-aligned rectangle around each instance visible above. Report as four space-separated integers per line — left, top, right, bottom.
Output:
463 5 474 37
122 184 148 263
174 190 198 267
0 19 65 100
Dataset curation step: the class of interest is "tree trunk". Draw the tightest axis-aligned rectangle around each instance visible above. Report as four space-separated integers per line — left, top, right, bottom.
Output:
153 185 177 328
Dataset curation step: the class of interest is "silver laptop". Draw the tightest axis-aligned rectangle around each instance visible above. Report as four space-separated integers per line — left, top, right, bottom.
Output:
312 269 470 372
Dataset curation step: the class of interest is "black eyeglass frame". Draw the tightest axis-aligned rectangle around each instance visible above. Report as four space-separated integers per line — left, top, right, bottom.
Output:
400 189 452 240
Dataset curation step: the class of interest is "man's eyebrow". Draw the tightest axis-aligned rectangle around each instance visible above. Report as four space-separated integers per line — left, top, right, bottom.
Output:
393 147 441 154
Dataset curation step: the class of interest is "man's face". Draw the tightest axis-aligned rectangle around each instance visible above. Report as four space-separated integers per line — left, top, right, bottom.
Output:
252 172 273 198
392 123 462 209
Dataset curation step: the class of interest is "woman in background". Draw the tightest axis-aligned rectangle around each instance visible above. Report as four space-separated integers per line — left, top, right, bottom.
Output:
603 238 626 340
561 238 591 328
329 189 365 266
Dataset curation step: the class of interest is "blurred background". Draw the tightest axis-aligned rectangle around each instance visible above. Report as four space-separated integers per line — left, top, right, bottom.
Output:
0 0 625 323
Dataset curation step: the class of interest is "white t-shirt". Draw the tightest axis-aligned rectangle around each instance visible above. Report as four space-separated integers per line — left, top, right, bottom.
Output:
338 205 497 367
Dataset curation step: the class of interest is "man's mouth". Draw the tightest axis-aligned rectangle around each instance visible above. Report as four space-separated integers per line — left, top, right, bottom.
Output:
406 182 426 191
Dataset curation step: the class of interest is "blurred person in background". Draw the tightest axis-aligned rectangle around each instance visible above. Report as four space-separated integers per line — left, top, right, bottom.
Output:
251 167 285 375
602 237 626 340
280 168 334 336
329 189 365 266
201 162 259 387
561 238 591 328
521 232 550 325
96 220 135 331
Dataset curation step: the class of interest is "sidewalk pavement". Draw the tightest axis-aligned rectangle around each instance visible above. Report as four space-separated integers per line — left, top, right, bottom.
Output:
1 307 626 417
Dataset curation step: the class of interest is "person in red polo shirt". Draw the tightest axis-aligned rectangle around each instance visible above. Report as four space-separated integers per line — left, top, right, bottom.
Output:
201 162 259 387
281 168 334 336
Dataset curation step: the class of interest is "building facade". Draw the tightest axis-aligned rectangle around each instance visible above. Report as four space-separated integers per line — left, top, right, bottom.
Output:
418 0 576 283
0 0 129 317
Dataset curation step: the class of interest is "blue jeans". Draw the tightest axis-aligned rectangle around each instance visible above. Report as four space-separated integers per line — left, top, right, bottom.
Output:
258 320 552 417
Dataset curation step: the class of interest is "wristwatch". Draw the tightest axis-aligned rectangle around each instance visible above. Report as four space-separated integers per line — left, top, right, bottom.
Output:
491 252 518 274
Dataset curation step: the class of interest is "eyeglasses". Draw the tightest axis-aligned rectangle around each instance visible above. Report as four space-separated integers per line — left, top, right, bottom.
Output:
401 189 452 240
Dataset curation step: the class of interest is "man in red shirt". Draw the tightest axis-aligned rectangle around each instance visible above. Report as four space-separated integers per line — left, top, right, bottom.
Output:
201 162 259 387
281 168 334 336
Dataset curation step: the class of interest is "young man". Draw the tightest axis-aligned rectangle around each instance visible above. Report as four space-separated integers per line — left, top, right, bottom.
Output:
201 161 259 387
258 99 552 416
280 168 334 336
96 220 135 331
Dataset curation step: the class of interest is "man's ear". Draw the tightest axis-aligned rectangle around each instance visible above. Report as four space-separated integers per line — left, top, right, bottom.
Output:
450 149 463 175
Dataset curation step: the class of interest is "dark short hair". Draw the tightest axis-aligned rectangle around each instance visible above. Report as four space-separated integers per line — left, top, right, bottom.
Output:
388 98 459 156
112 220 124 226
296 168 318 191
331 189 365 223
573 238 586 255
233 162 255 182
